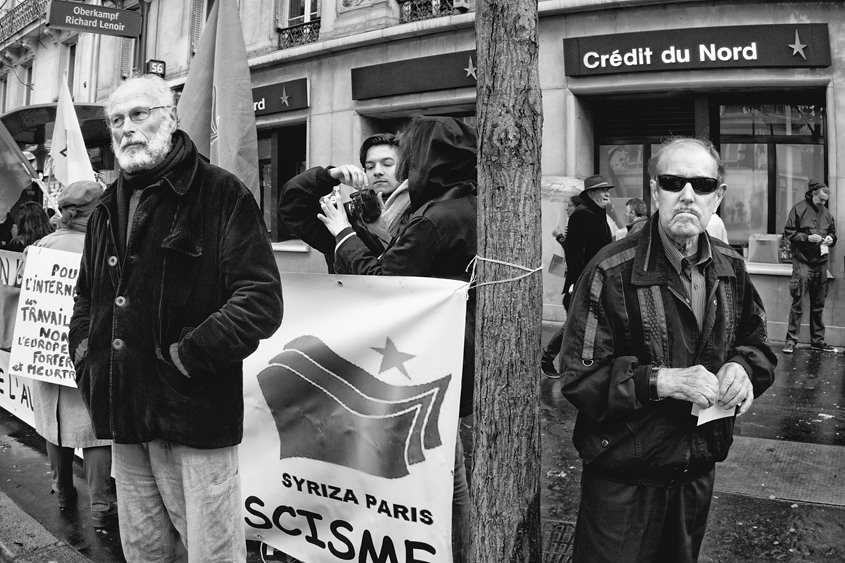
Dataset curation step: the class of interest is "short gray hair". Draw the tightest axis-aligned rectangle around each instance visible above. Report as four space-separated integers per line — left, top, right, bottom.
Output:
106 74 175 115
648 137 724 181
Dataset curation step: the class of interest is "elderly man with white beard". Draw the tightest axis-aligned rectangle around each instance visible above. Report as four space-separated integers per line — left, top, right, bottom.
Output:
69 75 283 563
560 137 777 563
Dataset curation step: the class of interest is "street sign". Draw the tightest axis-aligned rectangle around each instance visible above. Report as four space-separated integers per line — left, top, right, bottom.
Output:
146 59 166 78
47 0 142 38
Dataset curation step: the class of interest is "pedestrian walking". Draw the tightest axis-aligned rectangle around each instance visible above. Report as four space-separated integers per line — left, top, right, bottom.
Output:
68 74 283 562
318 115 476 563
560 137 777 563
29 180 116 528
541 175 614 378
782 179 837 353
541 194 580 377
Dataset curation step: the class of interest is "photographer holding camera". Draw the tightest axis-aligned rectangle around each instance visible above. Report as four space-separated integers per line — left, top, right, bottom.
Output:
280 133 409 272
318 116 477 563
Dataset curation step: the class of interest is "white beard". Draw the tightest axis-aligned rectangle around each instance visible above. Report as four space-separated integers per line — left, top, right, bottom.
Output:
113 118 177 172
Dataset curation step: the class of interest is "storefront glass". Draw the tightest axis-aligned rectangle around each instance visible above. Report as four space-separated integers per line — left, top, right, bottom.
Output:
599 144 646 227
722 143 768 245
776 143 825 235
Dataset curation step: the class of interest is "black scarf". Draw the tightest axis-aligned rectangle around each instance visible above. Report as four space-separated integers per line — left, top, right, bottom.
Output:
115 130 190 257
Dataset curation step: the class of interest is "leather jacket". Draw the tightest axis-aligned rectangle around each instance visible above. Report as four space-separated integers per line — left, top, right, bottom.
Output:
561 218 777 484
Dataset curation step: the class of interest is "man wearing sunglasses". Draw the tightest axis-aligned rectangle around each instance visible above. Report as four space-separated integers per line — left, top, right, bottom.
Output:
69 75 283 562
782 179 836 353
560 137 776 563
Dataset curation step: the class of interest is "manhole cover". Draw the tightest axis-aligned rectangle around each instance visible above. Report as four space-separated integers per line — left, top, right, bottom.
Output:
544 520 575 562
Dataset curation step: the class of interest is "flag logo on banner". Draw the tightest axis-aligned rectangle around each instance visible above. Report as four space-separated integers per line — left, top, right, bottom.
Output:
258 335 451 479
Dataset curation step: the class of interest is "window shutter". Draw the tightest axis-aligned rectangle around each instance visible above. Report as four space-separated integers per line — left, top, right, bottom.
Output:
191 0 205 54
120 39 133 78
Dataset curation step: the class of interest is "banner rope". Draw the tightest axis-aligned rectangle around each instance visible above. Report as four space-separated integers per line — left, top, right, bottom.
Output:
467 255 543 290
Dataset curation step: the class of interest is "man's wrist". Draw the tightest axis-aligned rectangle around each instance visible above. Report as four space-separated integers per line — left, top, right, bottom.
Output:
649 366 664 402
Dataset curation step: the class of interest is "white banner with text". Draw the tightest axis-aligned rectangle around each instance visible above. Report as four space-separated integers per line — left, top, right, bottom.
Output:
9 246 80 387
241 273 466 563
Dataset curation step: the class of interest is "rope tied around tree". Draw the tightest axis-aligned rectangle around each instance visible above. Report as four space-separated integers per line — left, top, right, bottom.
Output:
466 255 543 290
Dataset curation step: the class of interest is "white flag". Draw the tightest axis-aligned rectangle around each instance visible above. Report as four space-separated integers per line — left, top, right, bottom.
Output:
49 79 95 186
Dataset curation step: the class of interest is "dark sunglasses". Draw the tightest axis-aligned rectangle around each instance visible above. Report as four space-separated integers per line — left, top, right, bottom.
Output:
657 175 721 194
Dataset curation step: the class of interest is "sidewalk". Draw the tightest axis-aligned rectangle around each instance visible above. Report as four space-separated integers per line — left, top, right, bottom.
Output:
0 492 90 563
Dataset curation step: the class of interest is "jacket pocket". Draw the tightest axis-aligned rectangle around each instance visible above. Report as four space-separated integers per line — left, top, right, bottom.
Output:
154 348 210 398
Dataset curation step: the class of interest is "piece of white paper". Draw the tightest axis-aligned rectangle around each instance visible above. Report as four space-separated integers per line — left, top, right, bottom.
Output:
691 402 736 426
820 244 829 256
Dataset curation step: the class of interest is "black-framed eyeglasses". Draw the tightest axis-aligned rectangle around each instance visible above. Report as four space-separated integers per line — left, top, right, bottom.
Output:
106 106 171 129
657 174 721 194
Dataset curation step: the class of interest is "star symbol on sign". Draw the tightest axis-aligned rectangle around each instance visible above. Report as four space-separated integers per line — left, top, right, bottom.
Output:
788 30 807 60
464 56 477 80
280 86 290 107
371 337 416 380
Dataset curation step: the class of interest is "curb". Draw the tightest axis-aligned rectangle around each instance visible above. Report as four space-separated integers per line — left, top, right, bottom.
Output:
0 491 91 563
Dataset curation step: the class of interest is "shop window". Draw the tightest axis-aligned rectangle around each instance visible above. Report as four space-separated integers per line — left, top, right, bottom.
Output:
260 124 305 242
720 104 823 137
719 101 825 247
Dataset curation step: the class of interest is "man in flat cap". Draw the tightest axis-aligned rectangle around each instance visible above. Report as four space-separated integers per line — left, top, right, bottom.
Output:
782 179 837 353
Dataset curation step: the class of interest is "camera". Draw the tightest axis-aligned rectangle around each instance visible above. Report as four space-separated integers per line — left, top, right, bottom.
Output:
343 189 381 224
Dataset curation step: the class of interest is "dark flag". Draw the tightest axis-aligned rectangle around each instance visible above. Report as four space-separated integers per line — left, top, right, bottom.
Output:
257 335 451 479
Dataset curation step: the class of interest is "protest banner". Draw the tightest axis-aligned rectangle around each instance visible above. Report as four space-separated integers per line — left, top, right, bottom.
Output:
0 350 34 426
9 247 80 387
0 249 23 287
241 273 467 563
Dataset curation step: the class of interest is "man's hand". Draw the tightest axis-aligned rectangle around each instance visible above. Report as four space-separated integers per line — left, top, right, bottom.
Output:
716 361 754 415
318 191 353 237
655 365 719 408
823 235 834 246
328 165 368 190
808 233 823 244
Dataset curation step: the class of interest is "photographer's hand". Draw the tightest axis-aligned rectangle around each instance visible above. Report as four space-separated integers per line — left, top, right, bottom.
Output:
328 164 368 190
318 191 353 236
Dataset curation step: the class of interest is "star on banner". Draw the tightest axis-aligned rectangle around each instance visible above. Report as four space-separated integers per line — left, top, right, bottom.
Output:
280 86 290 107
788 30 807 60
371 338 416 379
464 56 477 80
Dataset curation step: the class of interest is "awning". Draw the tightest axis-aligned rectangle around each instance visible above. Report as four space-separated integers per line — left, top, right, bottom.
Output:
0 103 110 147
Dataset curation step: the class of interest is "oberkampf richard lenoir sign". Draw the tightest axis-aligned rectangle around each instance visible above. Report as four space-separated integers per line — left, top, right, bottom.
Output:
564 24 830 77
47 0 142 38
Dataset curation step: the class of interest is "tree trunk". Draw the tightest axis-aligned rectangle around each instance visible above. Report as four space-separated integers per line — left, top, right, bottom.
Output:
472 0 543 559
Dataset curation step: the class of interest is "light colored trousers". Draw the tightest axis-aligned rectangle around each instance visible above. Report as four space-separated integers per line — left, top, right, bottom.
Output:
113 440 246 563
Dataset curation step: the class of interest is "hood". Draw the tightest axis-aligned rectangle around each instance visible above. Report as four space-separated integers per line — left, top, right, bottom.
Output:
405 117 477 211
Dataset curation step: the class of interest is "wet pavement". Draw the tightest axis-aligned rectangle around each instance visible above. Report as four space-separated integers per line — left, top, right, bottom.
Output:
0 327 843 562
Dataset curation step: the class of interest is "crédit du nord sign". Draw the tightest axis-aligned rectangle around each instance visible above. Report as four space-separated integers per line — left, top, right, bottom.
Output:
564 24 830 77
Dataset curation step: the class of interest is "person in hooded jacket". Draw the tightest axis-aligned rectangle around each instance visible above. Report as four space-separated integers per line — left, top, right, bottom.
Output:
28 180 116 528
318 115 476 563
